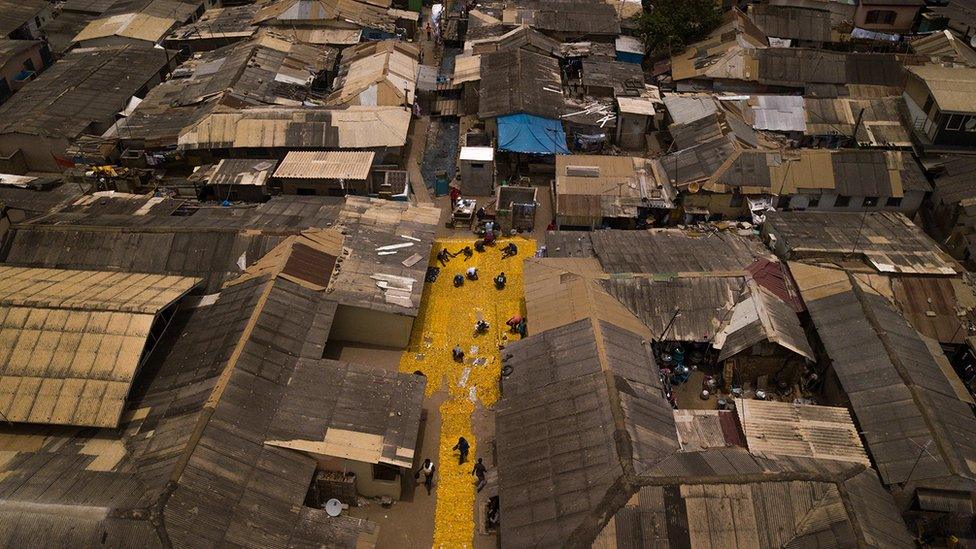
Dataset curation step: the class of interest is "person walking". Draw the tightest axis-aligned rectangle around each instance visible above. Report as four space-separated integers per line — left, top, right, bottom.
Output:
415 458 436 495
453 436 470 464
472 458 487 492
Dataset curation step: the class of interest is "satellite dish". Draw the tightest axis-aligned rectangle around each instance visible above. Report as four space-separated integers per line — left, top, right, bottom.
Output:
325 498 343 517
970 34 976 49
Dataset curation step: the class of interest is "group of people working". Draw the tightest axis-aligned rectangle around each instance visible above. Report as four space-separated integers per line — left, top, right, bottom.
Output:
414 437 489 496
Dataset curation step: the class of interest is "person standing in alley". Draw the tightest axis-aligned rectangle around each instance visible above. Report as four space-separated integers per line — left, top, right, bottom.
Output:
449 184 461 209
415 458 436 495
453 436 470 464
472 458 487 492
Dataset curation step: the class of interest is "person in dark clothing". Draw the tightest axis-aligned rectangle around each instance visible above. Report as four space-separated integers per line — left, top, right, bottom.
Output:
501 242 518 258
453 436 470 464
453 273 464 287
452 345 465 362
494 272 507 290
415 458 436 495
472 458 487 492
437 248 451 266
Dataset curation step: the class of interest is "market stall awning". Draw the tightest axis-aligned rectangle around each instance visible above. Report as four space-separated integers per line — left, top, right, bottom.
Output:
497 113 570 155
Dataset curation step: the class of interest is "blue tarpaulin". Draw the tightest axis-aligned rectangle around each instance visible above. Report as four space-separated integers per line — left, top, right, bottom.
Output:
497 114 570 155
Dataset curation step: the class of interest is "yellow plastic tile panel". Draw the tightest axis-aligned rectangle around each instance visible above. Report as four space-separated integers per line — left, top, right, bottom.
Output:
399 237 535 548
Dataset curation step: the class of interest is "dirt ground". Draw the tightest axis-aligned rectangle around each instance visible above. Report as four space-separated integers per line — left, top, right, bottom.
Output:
430 183 554 243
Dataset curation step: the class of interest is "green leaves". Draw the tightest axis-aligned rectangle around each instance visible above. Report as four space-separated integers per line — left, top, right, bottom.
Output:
635 0 723 57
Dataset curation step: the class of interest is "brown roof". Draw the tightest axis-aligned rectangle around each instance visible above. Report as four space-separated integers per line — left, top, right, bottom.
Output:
478 48 565 119
274 150 375 180
764 211 959 275
0 267 201 428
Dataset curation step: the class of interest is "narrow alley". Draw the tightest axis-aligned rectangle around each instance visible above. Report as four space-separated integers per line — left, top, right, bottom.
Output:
399 237 534 547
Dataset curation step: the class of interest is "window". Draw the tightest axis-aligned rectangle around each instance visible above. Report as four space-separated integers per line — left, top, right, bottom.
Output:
834 195 851 207
886 196 902 208
296 188 316 196
946 114 965 131
808 197 820 208
863 196 879 207
922 95 935 114
373 463 399 481
776 195 791 210
865 9 896 24
730 193 744 208
22 58 34 72
470 162 484 169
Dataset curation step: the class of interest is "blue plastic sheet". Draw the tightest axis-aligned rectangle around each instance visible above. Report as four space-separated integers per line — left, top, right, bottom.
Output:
497 114 570 155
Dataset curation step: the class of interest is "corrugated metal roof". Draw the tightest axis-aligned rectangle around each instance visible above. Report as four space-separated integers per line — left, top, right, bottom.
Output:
178 106 411 150
0 46 169 139
0 0 48 36
267 358 425 467
737 399 869 464
73 12 176 43
906 63 976 113
479 48 565 119
765 211 958 275
0 267 201 428
748 3 832 42
791 263 976 487
274 150 375 180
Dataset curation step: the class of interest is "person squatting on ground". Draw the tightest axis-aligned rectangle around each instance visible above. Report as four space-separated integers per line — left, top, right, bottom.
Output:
501 242 518 259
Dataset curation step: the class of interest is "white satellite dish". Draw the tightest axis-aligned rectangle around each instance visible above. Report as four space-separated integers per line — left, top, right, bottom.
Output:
325 498 343 517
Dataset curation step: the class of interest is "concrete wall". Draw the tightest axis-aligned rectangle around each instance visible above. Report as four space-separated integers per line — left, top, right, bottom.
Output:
0 43 46 96
683 190 926 220
0 133 70 172
72 35 159 50
316 456 403 500
459 159 493 196
330 304 415 349
616 112 649 151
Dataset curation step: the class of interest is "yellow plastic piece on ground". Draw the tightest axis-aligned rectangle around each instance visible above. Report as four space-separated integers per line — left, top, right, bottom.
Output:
400 237 534 548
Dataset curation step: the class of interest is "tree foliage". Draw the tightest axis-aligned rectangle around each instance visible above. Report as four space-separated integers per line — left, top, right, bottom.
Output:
636 0 723 57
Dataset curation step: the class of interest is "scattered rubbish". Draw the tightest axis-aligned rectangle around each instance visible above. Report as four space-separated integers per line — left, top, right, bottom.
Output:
402 253 424 267
376 242 415 252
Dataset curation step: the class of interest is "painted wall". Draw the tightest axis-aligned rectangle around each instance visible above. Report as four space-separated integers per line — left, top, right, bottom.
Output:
0 133 70 172
459 159 493 196
0 42 46 97
330 304 415 349
316 455 403 500
853 3 920 33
